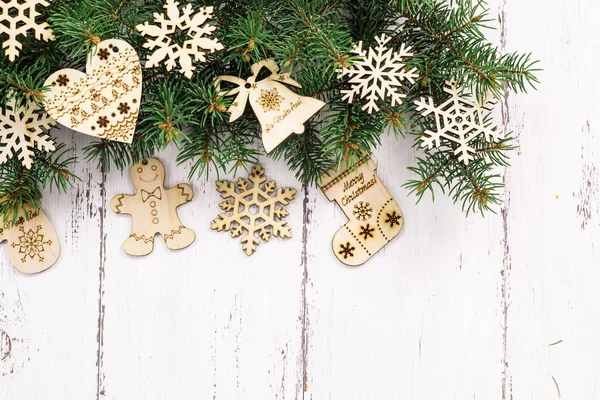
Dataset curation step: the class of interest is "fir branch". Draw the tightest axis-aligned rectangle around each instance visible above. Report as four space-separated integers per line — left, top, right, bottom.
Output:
0 0 540 219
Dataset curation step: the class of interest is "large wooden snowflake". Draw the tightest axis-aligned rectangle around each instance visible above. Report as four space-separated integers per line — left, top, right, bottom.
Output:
0 0 54 61
414 81 503 165
136 0 224 79
340 34 418 114
210 166 297 256
0 98 55 168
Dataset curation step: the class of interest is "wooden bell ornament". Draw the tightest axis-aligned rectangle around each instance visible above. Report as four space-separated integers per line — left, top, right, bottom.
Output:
0 203 60 274
216 59 325 153
318 156 403 266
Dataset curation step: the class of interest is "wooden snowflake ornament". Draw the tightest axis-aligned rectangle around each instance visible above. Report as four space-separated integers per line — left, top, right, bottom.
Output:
0 203 60 274
42 39 142 143
414 80 503 165
340 34 418 114
110 158 196 256
0 98 55 168
318 155 403 266
217 59 325 153
0 0 54 61
136 0 224 79
211 165 297 256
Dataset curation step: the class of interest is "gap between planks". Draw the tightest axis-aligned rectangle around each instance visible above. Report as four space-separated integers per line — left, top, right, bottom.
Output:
499 1 513 399
96 161 107 400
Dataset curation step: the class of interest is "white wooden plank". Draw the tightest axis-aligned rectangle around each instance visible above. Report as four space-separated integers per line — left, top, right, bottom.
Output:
97 146 306 399
0 129 103 400
501 0 600 399
302 133 506 399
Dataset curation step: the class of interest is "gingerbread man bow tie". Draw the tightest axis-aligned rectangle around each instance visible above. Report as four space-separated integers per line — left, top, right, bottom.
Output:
141 187 162 202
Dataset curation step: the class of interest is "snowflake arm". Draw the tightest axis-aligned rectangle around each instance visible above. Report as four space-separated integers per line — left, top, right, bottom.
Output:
274 187 296 205
210 212 238 233
240 233 260 256
269 219 292 239
0 99 56 169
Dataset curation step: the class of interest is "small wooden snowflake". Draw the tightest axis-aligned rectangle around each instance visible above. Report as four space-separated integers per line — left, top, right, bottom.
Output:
136 0 224 79
0 98 55 168
414 80 503 165
339 242 355 259
256 88 284 112
340 34 418 114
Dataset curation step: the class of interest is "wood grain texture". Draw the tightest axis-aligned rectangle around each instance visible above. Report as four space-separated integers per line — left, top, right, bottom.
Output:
1 0 600 398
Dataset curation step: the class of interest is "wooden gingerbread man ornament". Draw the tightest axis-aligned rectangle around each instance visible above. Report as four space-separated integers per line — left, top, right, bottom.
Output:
110 158 196 256
318 156 403 266
0 203 60 274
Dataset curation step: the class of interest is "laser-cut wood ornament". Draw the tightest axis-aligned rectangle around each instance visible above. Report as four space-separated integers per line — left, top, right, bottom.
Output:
42 39 142 143
318 156 403 266
216 59 326 153
414 80 503 165
136 0 224 79
110 158 196 256
340 34 418 114
0 0 54 62
211 165 297 256
0 97 56 169
0 203 60 274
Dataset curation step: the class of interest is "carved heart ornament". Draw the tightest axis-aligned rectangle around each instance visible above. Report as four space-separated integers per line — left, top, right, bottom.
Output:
42 39 142 143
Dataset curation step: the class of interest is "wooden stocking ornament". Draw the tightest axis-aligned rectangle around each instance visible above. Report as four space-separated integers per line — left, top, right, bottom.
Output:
0 203 60 274
42 39 142 143
318 156 403 266
216 59 325 153
110 158 196 256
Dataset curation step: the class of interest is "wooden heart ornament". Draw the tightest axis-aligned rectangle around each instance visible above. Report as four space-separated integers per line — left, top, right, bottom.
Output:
42 39 142 143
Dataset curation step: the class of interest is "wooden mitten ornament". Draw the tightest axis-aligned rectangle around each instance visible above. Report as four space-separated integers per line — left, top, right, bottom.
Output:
42 39 142 143
110 158 196 256
216 59 325 153
0 203 60 274
318 156 403 266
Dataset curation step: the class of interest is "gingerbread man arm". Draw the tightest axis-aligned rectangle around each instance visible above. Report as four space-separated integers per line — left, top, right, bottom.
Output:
111 193 136 215
167 184 194 207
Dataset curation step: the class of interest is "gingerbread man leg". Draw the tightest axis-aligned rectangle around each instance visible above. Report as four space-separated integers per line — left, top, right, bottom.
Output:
318 156 403 266
163 227 196 250
122 234 155 256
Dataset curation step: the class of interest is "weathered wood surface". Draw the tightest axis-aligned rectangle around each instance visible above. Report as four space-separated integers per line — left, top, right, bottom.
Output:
1 0 599 398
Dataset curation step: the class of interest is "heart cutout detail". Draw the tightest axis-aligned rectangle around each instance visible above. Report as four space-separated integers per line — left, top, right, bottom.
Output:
43 39 142 143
